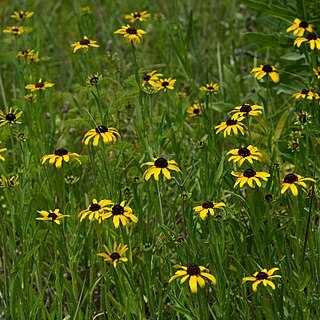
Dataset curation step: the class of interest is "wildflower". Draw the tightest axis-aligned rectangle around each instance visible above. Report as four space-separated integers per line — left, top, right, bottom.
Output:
232 169 270 188
125 11 151 23
24 94 37 102
82 125 120 147
36 209 70 225
114 25 146 45
80 6 91 15
313 67 320 78
169 263 217 293
265 194 273 201
86 73 103 86
64 175 79 184
0 108 22 127
251 65 279 83
281 173 315 196
71 36 99 53
16 49 34 58
295 111 311 126
294 33 320 50
154 13 165 21
27 52 39 64
25 79 55 91
11 10 34 20
196 140 207 149
40 148 81 168
288 141 299 151
292 89 319 100
0 142 7 161
3 26 26 36
187 103 202 117
199 82 219 93
78 199 113 222
227 145 262 166
286 18 313 36
0 175 19 189
229 104 263 120
97 243 129 268
141 157 181 181
215 117 246 137
179 192 192 200
242 267 281 292
155 78 176 91
142 70 163 87
193 201 226 220
15 132 26 142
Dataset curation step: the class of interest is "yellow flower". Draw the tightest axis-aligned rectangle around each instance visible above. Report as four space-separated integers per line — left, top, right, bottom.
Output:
229 104 263 120
199 82 219 93
251 65 279 83
27 51 39 64
193 201 226 220
0 142 7 161
16 49 34 58
242 267 281 292
11 10 34 20
313 67 320 78
125 11 151 23
36 209 69 225
227 145 262 166
0 175 19 189
187 103 202 117
82 126 120 147
80 6 91 15
71 36 99 53
40 148 81 168
141 157 181 181
114 25 146 45
24 94 37 102
155 78 176 91
97 243 128 268
169 263 217 294
294 33 320 50
292 89 319 100
0 108 22 127
281 173 315 196
3 26 26 35
142 70 163 87
78 199 113 222
286 19 313 36
232 169 270 188
25 79 55 91
215 117 246 137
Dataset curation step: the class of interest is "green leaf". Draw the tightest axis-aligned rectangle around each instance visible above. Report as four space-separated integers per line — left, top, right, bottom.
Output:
299 261 311 291
274 109 290 141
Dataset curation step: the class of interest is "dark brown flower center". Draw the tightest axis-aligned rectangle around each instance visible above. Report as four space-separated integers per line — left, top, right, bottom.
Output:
291 142 299 149
80 39 90 45
90 76 99 84
193 108 200 114
35 82 45 88
112 204 125 215
306 33 317 41
143 74 151 81
110 252 120 260
256 271 269 280
48 211 58 220
283 173 298 184
243 169 256 178
21 50 30 55
161 81 169 87
12 28 19 32
301 89 309 95
95 125 108 134
265 194 273 201
154 157 168 168
238 147 251 157
226 118 237 126
240 104 252 113
5 113 16 122
202 201 214 209
133 13 141 18
126 26 137 35
299 114 307 123
207 86 214 90
54 148 68 156
262 65 273 73
299 21 309 28
89 203 101 211
187 263 201 275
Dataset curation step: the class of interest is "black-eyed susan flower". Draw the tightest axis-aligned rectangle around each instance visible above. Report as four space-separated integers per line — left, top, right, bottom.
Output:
16 49 34 58
97 243 128 267
82 126 120 147
142 70 163 87
187 103 202 117
114 25 146 45
295 111 311 126
78 199 113 222
294 33 320 50
0 108 22 127
125 11 151 23
215 117 246 137
0 175 19 189
141 157 181 181
242 267 281 292
11 10 34 20
36 209 70 225
25 79 55 91
169 263 217 293
251 65 279 83
3 26 26 36
86 73 103 86
193 201 226 220
27 52 39 64
199 82 219 93
227 146 262 166
232 169 270 188
0 142 7 161
229 104 263 120
313 67 320 78
71 36 99 53
155 78 176 91
281 173 315 196
40 148 81 168
286 19 312 36
24 94 37 102
292 89 319 100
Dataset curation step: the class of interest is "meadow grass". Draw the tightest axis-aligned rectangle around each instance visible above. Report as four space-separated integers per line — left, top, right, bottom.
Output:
0 0 319 319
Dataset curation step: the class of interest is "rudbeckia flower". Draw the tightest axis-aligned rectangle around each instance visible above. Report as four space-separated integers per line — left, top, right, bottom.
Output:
215 117 246 137
0 108 22 127
281 173 315 196
36 209 70 225
102 201 138 228
98 243 129 268
142 70 163 87
141 157 181 181
292 89 319 100
40 148 81 168
0 175 19 189
242 267 281 292
155 78 176 91
24 94 37 102
78 199 113 222
82 125 120 147
86 73 103 86
193 201 226 220
16 49 34 58
286 18 313 36
114 25 146 45
25 79 55 91
294 33 320 50
2 26 26 36
0 142 7 161
227 146 262 166
187 103 202 117
313 67 320 78
199 82 219 93
125 11 151 23
251 65 279 83
232 169 270 188
11 10 34 20
229 104 263 120
71 36 99 53
169 263 217 293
